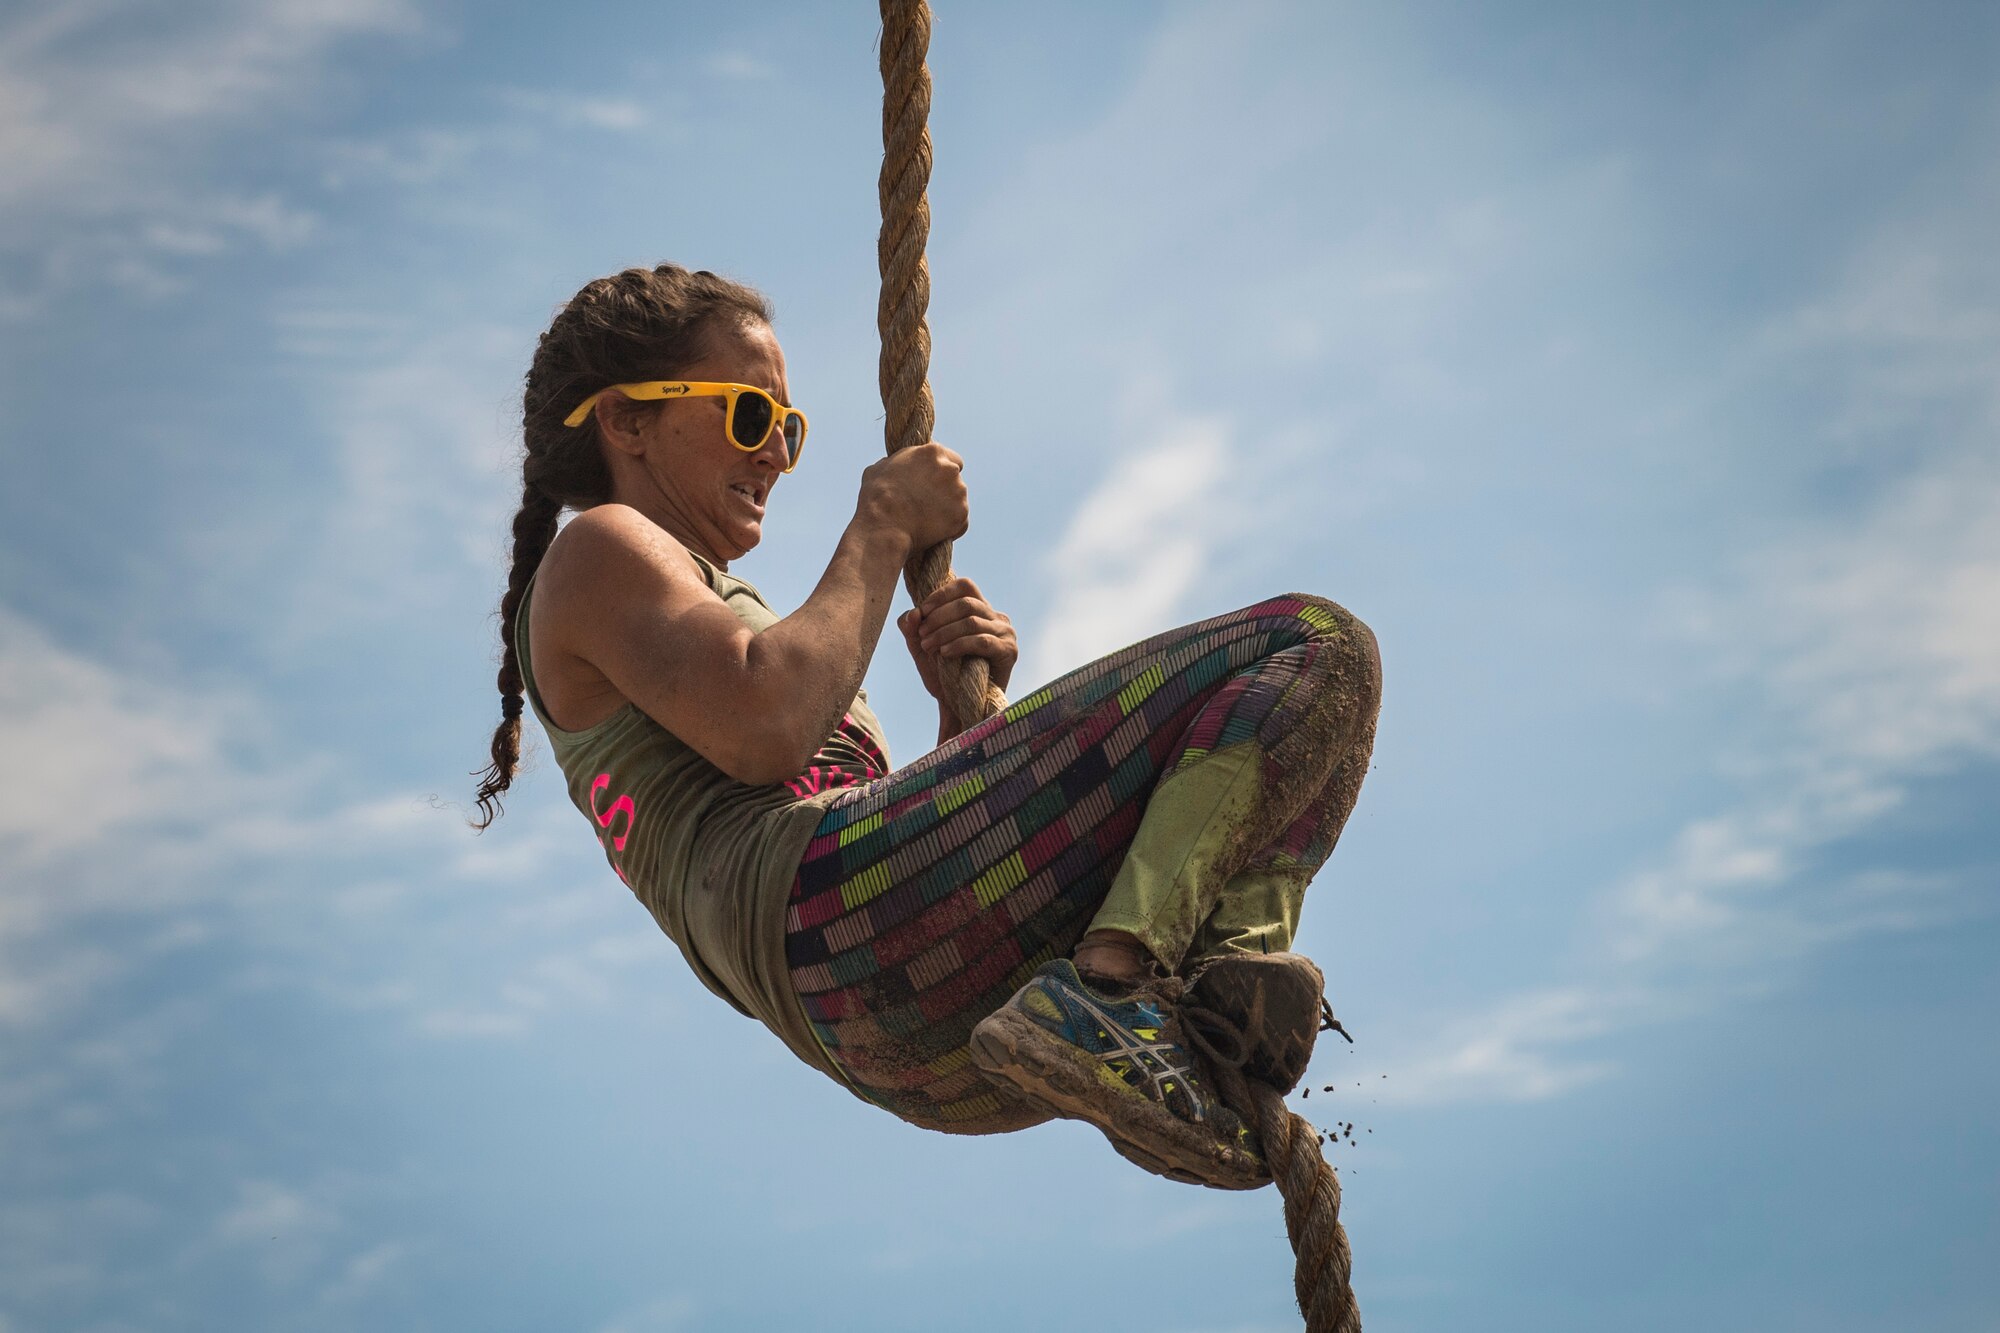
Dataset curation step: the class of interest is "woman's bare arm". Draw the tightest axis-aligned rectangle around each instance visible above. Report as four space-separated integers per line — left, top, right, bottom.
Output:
531 444 966 784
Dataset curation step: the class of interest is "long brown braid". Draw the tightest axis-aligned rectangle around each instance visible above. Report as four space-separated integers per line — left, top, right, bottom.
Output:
472 263 774 829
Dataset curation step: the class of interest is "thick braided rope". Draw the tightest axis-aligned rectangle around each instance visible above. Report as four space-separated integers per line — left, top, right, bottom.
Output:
878 0 1004 730
1211 1066 1363 1333
879 4 1354 1322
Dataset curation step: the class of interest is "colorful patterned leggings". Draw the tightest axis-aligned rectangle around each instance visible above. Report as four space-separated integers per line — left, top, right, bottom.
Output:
784 594 1381 1133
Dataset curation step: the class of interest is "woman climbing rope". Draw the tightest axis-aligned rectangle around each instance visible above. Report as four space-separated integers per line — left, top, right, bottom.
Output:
473 262 1382 1192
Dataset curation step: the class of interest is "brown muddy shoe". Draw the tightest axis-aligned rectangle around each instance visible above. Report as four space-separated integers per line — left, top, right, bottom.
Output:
1183 952 1343 1094
968 960 1269 1190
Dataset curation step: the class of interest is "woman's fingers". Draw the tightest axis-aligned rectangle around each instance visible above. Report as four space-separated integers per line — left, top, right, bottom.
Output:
921 612 1004 650
918 576 985 615
935 632 1013 662
898 609 945 698
905 578 1018 691
917 589 1010 641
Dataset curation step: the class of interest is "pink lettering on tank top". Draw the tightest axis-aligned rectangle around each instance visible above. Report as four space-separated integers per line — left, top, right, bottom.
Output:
783 713 889 799
589 773 637 885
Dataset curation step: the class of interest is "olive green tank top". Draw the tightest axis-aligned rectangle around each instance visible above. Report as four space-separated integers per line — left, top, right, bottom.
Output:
515 546 890 1084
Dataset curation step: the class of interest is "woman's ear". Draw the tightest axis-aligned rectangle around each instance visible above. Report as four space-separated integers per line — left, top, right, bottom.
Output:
594 394 651 459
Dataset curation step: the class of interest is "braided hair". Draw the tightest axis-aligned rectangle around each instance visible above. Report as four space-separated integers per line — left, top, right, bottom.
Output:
472 263 774 829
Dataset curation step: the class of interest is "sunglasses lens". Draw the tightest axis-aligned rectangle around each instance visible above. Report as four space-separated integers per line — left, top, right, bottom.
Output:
781 415 804 467
730 391 774 449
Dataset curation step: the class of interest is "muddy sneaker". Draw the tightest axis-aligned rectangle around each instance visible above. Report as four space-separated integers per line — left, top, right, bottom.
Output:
968 960 1268 1190
1183 951 1345 1094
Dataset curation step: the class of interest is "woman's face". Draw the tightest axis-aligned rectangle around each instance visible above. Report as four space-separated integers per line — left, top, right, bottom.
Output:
609 319 794 565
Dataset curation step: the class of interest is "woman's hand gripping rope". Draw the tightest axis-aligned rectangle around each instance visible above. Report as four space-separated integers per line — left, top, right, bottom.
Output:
896 575 1017 743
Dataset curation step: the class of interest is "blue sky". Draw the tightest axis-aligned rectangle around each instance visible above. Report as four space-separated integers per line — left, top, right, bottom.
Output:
3 1 1997 1329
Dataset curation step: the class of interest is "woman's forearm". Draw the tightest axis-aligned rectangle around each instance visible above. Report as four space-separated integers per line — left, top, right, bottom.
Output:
740 514 911 777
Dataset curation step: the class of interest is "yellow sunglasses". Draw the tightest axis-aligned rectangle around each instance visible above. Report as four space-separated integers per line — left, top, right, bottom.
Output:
564 380 808 471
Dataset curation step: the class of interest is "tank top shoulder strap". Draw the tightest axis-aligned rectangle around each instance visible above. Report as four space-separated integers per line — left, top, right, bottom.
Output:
686 546 747 598
512 570 561 736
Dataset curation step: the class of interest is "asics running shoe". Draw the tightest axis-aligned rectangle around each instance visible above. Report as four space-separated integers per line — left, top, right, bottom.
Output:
969 959 1268 1190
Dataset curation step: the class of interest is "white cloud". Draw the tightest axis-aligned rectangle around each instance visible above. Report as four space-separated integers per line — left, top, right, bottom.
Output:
0 602 508 1028
0 0 416 300
318 1239 414 1305
116 192 320 295
318 125 483 189
1733 459 2000 770
0 599 662 1056
1373 988 1621 1107
499 88 648 131
0 608 238 872
412 929 666 1040
0 1187 163 1309
0 601 486 887
595 1293 699 1333
215 1179 334 1245
278 319 521 637
1027 406 1240 684
1606 195 2000 966
1607 449 2000 963
194 1177 423 1306
706 52 774 81
1380 195 2000 1106
0 944 116 1030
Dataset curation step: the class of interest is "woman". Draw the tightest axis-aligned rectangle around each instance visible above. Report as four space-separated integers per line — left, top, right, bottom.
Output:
476 263 1381 1191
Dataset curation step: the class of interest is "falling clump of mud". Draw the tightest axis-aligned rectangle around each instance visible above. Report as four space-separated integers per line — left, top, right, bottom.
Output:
1291 1053 1382 1152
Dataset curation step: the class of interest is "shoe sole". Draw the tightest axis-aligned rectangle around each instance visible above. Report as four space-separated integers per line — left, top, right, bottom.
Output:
968 1009 1269 1191
1186 952 1328 1094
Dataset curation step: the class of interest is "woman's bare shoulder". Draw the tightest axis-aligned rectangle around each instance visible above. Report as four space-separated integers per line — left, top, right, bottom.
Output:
548 503 686 570
537 506 700 610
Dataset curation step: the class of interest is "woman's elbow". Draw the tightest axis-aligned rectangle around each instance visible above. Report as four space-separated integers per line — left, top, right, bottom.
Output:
713 724 816 788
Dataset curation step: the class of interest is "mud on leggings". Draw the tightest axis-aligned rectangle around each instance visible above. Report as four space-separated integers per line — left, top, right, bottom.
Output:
784 594 1382 1133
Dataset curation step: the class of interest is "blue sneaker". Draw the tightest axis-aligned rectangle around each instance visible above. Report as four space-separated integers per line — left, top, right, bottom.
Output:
969 960 1268 1190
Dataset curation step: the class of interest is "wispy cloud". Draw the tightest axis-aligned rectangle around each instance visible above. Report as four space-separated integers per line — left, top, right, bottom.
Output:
193 1175 416 1302
277 318 522 639
0 0 416 301
1378 195 2000 1106
411 930 668 1040
1606 178 2000 969
0 608 240 874
141 192 319 255
317 1239 415 1306
1026 402 1241 685
1622 459 2000 951
706 52 775 81
0 599 521 1028
1376 987 1625 1107
214 1178 338 1247
318 125 484 189
0 0 418 204
594 1294 700 1333
498 87 648 132
0 606 288 1023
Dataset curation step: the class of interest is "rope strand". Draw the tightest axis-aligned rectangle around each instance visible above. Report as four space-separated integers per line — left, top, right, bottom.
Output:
1182 999 1364 1332
878 0 1004 730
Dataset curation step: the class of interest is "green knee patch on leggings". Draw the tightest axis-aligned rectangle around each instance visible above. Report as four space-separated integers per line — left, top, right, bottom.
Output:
1083 744 1270 969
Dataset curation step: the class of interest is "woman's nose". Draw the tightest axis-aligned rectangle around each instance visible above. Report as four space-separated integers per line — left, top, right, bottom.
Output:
751 425 787 470
750 414 793 470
